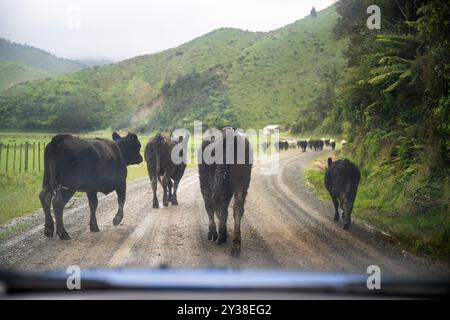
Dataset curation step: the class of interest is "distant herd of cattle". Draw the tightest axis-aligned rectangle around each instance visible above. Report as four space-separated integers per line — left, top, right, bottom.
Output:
39 129 359 257
270 138 337 152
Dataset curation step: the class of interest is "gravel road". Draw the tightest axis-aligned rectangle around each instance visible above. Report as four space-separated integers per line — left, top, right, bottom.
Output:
0 149 448 279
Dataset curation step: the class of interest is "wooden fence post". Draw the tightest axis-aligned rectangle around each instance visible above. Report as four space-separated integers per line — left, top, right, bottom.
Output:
25 142 29 173
13 143 17 172
38 142 41 172
19 143 22 172
33 142 36 171
5 144 9 174
43 142 46 172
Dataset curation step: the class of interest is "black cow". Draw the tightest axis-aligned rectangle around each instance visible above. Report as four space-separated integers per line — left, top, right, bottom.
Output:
324 158 360 229
330 140 336 150
297 140 308 152
308 139 315 151
198 128 253 257
309 139 324 151
275 140 289 151
145 133 189 208
318 139 324 151
39 132 143 239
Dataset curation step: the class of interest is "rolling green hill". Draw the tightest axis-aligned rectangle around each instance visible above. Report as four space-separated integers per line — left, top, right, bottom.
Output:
0 5 346 131
0 60 51 90
0 39 86 91
226 6 345 129
0 39 84 74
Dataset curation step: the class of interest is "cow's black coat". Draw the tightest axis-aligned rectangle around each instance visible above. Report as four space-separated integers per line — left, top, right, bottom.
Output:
198 128 252 257
145 133 189 208
39 132 143 239
324 158 360 229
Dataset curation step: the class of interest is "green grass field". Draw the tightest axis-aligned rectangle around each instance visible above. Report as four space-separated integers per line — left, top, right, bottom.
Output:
305 151 450 260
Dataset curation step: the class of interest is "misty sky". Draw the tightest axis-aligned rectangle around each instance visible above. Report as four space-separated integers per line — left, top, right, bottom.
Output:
0 0 336 61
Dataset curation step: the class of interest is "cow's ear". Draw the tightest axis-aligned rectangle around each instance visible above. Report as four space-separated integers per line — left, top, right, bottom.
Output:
130 134 137 141
327 158 333 167
112 131 121 141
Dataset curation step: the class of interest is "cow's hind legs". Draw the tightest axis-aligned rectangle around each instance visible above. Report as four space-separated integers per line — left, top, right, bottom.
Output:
168 179 173 202
113 185 126 226
39 189 54 238
218 194 232 244
53 189 75 240
331 195 339 221
217 220 227 244
342 198 352 230
87 192 99 232
204 197 217 241
162 174 169 207
231 192 245 257
171 178 180 205
151 176 159 208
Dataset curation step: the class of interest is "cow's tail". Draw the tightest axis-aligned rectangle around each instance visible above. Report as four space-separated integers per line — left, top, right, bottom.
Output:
42 144 52 191
212 164 228 208
155 133 163 179
43 135 64 192
211 134 230 208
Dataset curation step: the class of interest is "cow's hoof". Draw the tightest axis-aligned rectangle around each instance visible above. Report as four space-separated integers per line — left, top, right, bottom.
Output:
217 236 227 245
231 246 241 257
153 203 159 209
334 215 339 221
44 227 54 238
58 231 71 240
90 224 100 232
171 199 178 205
113 215 123 226
163 200 169 207
343 223 350 230
208 230 218 242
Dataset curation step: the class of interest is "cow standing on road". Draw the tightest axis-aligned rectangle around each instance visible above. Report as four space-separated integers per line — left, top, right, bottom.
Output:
324 158 360 229
275 140 289 151
297 140 308 152
198 128 253 257
308 139 323 151
145 133 189 208
330 139 336 150
39 132 143 239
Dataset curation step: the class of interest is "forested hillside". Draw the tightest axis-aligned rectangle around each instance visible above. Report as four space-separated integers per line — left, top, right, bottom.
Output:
0 60 50 90
0 6 346 132
0 39 85 90
0 39 84 74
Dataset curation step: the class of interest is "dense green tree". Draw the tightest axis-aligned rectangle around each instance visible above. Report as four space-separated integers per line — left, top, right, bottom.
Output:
139 71 240 132
331 0 449 211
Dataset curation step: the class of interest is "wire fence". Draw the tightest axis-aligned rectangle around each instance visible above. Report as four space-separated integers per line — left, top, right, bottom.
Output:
0 142 47 174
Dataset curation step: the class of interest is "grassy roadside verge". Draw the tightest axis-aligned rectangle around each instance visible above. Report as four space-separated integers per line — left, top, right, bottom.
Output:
304 151 450 260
